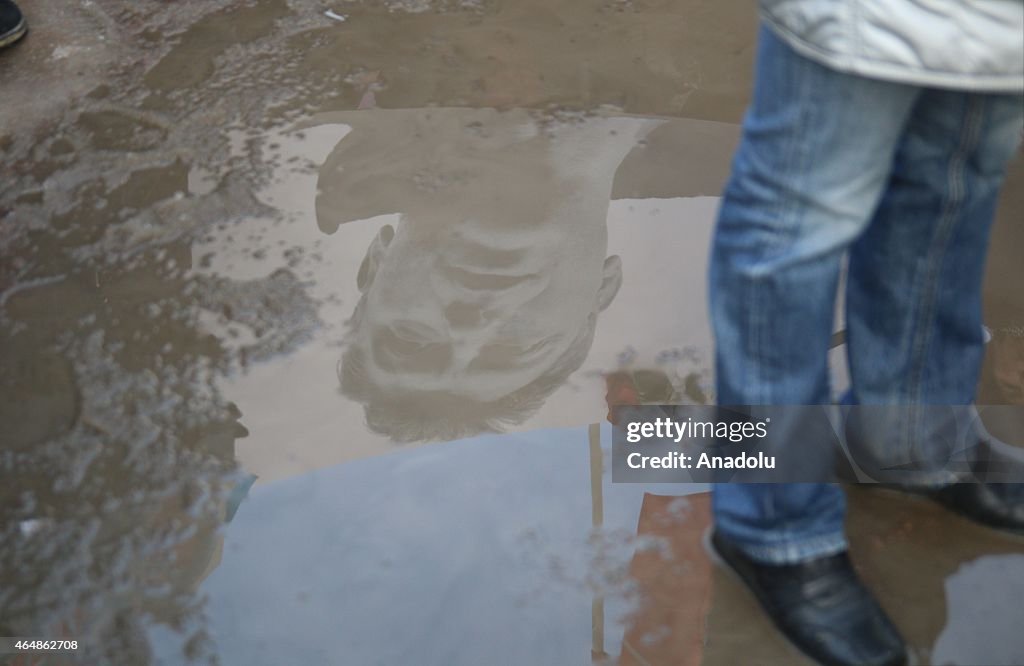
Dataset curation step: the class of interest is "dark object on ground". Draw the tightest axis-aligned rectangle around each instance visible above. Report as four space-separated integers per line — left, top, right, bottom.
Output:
917 482 1024 536
0 0 26 50
706 529 907 666
878 439 1024 537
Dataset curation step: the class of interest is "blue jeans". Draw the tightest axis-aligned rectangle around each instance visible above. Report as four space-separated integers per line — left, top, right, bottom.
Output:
710 25 1024 564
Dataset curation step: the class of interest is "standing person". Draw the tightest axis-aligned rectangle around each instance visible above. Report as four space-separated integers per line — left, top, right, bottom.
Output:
0 0 25 50
706 2 1024 665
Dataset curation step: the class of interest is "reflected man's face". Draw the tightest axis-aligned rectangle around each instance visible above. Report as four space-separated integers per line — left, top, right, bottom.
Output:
348 211 621 403
313 109 658 439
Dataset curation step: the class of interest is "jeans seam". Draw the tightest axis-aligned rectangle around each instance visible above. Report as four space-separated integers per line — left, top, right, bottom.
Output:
749 43 819 404
903 97 985 458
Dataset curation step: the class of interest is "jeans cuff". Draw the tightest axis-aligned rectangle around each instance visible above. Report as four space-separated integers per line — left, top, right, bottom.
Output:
726 532 849 565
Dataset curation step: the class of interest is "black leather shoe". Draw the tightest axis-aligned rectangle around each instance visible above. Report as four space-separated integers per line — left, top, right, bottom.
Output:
707 529 907 666
0 0 26 50
922 483 1024 536
880 438 1024 537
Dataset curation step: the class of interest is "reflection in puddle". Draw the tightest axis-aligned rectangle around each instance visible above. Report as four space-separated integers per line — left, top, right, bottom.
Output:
2 0 1022 663
165 423 699 666
197 113 735 487
321 109 657 441
932 554 1024 665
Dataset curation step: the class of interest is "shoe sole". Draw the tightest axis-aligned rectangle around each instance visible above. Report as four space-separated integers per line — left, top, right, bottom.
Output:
701 527 915 666
0 18 27 50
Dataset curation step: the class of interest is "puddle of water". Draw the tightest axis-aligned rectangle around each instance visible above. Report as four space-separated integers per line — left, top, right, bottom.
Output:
2 1 1022 664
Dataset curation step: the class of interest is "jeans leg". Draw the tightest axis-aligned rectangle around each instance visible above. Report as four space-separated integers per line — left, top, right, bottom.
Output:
844 90 1024 484
712 484 849 563
709 25 919 563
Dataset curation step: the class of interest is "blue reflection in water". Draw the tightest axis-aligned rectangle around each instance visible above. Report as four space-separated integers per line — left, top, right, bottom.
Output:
154 423 703 666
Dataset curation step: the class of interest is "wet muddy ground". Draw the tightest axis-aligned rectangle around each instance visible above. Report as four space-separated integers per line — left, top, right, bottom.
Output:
1 2 1022 665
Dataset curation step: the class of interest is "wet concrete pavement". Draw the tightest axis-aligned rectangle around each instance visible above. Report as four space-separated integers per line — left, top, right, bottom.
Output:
1 2 1022 665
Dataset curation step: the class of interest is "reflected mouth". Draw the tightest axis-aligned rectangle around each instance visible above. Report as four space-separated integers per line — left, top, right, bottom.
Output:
438 263 537 292
444 235 533 271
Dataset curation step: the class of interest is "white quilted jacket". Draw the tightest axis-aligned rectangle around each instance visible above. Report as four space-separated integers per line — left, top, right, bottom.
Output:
760 0 1024 92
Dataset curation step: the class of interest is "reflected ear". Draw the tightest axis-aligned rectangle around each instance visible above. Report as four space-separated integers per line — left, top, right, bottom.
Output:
356 224 394 293
596 255 623 312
